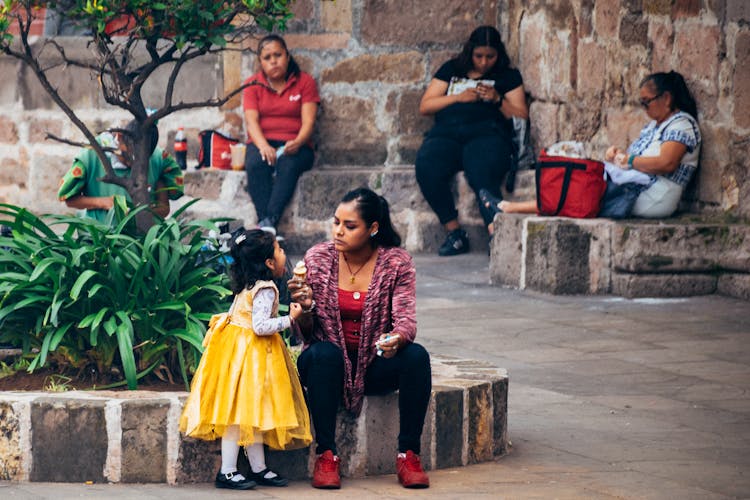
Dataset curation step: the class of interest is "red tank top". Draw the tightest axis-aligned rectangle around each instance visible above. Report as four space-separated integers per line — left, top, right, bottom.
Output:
338 289 367 352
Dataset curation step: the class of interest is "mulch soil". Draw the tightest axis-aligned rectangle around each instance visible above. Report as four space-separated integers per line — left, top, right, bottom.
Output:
0 367 187 392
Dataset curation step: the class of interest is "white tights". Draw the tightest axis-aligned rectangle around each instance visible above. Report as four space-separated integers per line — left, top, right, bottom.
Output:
220 426 276 478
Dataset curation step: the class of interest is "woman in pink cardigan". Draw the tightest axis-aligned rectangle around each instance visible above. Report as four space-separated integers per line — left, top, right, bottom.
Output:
288 187 431 490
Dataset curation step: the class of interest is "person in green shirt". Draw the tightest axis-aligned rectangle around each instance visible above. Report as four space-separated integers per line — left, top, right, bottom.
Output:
58 120 184 223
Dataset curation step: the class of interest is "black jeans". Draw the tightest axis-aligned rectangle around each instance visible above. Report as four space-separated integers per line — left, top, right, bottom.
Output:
297 341 432 455
415 121 514 227
245 140 314 224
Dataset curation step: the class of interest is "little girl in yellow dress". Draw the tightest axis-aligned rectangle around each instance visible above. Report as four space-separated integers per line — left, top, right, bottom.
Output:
180 229 311 490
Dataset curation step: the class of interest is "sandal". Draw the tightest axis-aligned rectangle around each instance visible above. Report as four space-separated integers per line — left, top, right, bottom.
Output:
479 189 504 216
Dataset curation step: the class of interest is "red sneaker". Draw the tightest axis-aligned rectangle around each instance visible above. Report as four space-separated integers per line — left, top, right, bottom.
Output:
397 450 430 488
312 450 341 489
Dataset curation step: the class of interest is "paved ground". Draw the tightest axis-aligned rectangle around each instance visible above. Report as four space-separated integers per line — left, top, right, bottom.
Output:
2 253 749 499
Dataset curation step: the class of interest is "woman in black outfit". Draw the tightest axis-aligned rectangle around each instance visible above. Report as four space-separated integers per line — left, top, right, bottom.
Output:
415 26 527 256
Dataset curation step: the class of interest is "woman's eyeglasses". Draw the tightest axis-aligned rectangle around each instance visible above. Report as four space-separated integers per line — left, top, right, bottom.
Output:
640 93 662 108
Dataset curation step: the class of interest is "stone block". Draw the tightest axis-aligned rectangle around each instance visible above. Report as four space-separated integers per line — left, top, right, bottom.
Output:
644 0 673 15
321 52 424 84
316 96 387 166
0 155 29 190
0 116 19 143
717 274 750 301
492 377 510 456
577 41 607 96
321 0 352 32
672 0 702 17
30 398 108 483
175 436 220 483
395 89 432 136
733 31 750 129
334 410 364 477
0 401 22 480
727 0 750 21
393 135 423 165
28 153 74 213
360 0 487 46
489 214 526 288
520 13 545 98
524 218 613 295
611 272 717 298
183 169 225 200
530 101 559 150
379 167 429 213
467 382 493 464
296 168 372 221
364 392 400 476
612 223 750 273
120 399 169 483
29 119 64 144
264 447 311 481
141 54 222 109
433 386 464 469
20 39 100 110
594 0 620 38
619 14 649 47
674 25 720 87
0 57 20 105
283 33 350 50
649 19 674 72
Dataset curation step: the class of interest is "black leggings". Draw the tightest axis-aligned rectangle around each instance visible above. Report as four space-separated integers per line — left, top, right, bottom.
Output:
297 341 432 455
415 121 514 226
245 140 313 224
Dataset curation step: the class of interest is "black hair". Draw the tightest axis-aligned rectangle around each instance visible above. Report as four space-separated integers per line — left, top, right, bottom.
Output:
454 25 511 76
641 71 698 120
121 119 159 157
228 229 276 294
340 187 401 248
257 34 301 79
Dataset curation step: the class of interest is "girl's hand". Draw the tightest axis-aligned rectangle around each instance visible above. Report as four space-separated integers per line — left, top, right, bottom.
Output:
289 302 303 322
287 278 313 310
376 333 400 359
456 87 480 103
259 144 277 166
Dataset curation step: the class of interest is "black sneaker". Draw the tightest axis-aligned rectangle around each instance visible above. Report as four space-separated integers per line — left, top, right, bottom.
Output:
215 471 256 490
438 229 470 256
249 468 289 487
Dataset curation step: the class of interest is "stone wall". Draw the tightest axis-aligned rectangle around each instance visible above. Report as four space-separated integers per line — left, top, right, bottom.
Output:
1 0 747 229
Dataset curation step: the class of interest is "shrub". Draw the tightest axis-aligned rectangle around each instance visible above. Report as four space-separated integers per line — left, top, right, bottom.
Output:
0 202 232 389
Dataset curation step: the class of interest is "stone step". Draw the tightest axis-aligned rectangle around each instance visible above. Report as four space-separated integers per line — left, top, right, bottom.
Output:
0 355 508 484
176 166 536 255
489 214 750 300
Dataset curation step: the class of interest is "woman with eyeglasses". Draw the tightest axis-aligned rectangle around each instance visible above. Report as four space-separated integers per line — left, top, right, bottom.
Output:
483 71 701 219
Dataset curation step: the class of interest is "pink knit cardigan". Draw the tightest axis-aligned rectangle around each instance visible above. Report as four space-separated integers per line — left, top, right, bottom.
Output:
301 241 417 415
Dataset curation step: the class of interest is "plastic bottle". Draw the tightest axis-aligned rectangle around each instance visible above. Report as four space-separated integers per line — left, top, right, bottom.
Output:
174 127 187 170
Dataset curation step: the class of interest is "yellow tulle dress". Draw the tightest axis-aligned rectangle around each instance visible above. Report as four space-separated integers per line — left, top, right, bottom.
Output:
179 281 312 449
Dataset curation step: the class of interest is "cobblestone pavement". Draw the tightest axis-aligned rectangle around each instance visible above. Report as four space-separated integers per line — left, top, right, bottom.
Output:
2 253 749 499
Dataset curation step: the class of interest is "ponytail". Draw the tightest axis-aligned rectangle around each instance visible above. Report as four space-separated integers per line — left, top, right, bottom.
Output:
641 71 698 121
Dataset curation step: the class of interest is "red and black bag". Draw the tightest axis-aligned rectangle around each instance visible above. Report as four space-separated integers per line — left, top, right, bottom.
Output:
535 150 607 218
197 130 240 170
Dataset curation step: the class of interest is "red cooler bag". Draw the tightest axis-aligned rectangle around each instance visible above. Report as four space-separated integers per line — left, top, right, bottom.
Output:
197 130 240 170
535 150 607 218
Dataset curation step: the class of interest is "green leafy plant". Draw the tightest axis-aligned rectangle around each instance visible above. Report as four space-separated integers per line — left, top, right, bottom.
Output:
0 201 232 390
43 374 74 392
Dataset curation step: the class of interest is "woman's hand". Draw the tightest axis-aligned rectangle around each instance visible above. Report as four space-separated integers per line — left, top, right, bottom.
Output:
258 144 277 166
605 146 624 162
287 278 313 310
476 83 499 103
283 139 301 156
455 87 481 103
376 333 401 359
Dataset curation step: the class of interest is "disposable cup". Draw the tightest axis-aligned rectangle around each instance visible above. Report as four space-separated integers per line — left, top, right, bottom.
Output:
230 143 247 171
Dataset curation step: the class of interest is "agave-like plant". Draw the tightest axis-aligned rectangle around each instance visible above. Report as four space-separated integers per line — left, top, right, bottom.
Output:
0 202 232 390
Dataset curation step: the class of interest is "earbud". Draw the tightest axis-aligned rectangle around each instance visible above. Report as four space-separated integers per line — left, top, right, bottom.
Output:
370 231 378 237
